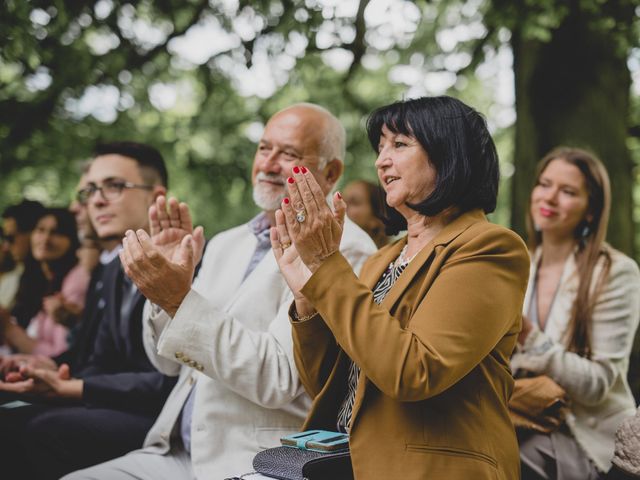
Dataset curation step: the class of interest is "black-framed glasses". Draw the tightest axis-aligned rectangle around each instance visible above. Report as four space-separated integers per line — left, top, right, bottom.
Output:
76 179 154 205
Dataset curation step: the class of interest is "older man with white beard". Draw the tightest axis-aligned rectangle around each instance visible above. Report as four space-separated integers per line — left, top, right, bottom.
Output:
64 103 377 480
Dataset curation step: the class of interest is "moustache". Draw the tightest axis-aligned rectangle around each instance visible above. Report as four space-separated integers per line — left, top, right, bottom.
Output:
255 172 285 185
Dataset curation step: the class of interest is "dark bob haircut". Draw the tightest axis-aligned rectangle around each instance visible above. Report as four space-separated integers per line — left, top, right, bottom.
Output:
94 141 168 188
366 96 500 235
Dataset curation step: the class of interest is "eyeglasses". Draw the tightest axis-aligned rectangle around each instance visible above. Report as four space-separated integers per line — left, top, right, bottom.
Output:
76 179 154 205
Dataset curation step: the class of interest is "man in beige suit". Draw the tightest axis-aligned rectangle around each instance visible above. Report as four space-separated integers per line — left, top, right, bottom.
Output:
64 104 376 479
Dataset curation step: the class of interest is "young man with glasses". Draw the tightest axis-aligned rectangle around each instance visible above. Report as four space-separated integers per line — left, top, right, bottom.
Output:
0 142 178 480
82 142 167 244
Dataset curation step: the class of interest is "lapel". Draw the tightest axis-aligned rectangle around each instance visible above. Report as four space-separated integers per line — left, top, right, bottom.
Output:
522 248 541 315
377 209 488 313
223 228 274 310
223 226 259 303
350 209 488 425
358 239 406 289
114 261 144 353
102 257 122 326
225 250 282 320
193 224 259 309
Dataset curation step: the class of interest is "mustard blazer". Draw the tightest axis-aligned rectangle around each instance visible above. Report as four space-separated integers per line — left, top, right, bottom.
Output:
293 209 530 480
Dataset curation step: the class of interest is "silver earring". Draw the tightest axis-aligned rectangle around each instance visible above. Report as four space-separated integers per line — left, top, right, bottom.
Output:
581 224 591 238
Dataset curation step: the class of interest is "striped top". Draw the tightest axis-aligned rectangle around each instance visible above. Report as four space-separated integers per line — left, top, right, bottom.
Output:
336 244 414 433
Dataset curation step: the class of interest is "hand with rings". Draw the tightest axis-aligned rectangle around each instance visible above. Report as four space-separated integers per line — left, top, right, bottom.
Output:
277 165 346 274
270 209 312 303
295 208 306 224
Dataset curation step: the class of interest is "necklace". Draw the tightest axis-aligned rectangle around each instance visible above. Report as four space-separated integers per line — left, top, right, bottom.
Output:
394 244 419 268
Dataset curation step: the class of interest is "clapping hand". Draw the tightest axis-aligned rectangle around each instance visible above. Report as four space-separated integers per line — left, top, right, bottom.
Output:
149 196 205 265
270 166 346 318
120 195 205 317
280 166 346 273
270 209 312 302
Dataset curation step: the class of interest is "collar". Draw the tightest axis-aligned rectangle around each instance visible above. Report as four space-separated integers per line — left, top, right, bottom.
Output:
248 212 272 239
100 245 122 265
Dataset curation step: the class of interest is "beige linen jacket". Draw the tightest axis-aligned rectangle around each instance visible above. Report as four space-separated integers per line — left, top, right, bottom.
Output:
294 210 530 480
139 217 376 480
511 246 640 472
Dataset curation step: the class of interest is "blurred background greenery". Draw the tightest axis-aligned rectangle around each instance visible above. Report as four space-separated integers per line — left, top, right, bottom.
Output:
2 0 640 395
3 0 639 250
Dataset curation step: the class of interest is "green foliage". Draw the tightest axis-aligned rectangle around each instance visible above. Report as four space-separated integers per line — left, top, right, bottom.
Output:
1 0 639 242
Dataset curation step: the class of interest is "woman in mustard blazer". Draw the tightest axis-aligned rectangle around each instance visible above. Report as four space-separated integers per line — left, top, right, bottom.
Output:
270 96 530 479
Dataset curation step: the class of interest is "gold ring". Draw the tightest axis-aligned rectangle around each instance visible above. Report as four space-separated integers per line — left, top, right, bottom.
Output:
281 242 291 249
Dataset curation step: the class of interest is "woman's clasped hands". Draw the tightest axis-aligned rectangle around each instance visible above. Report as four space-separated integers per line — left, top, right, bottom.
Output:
270 165 346 310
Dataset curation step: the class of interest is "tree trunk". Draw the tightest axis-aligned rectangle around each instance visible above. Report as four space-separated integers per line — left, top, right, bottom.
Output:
511 8 634 254
510 4 639 399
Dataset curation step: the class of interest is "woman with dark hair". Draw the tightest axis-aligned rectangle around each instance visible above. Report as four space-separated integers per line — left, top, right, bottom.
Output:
0 208 90 356
511 147 640 479
270 96 530 479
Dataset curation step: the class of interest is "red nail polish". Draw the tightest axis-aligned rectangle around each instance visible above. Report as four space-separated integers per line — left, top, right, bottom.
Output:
283 197 290 205
337 191 342 199
287 177 295 184
301 166 308 174
293 166 300 174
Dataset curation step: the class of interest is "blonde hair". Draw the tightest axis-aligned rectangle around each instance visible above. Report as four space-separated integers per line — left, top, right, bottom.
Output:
526 147 612 358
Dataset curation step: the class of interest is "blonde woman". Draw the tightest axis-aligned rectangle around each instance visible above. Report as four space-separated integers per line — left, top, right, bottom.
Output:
511 147 640 479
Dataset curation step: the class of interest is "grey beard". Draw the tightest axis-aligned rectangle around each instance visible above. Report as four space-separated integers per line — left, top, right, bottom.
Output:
253 184 286 211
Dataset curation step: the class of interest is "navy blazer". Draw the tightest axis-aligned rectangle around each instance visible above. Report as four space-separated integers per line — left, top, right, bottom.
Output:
67 257 175 416
55 262 107 370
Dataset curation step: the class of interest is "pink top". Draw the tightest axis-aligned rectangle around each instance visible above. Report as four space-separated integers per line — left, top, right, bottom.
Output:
29 265 90 357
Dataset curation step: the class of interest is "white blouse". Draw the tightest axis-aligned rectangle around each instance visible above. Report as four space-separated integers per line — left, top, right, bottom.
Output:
511 246 640 472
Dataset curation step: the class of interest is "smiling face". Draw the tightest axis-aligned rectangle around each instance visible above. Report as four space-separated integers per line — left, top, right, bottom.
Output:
31 215 72 262
530 158 591 241
251 106 341 211
86 154 162 240
374 124 436 217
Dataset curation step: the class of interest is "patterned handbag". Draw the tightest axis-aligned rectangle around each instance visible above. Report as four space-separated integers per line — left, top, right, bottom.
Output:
252 445 353 480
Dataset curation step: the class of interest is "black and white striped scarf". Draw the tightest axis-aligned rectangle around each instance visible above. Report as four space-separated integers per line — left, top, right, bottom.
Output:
336 245 411 433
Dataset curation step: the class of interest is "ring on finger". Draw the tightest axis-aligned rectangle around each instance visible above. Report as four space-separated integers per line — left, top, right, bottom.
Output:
281 241 291 249
295 209 306 223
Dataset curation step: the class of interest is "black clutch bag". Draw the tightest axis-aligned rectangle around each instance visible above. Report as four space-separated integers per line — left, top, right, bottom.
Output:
252 446 353 480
